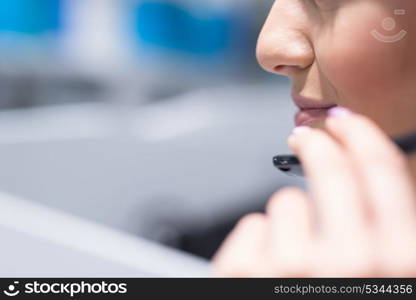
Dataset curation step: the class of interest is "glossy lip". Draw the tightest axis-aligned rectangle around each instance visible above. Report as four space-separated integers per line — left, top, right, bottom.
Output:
291 91 337 110
295 109 330 127
291 91 337 127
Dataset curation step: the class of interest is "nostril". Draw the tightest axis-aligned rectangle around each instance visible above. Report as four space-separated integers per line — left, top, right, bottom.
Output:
273 65 286 73
272 65 296 77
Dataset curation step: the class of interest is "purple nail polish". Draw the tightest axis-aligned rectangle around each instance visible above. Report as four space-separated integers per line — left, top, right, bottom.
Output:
328 107 352 118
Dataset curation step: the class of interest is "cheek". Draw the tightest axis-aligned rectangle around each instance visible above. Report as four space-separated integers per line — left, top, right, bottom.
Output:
317 12 408 112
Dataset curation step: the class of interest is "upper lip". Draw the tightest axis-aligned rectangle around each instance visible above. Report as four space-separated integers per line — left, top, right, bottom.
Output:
291 91 337 110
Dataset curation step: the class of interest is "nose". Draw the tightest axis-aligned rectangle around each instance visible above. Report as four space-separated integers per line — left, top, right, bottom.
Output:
256 1 314 77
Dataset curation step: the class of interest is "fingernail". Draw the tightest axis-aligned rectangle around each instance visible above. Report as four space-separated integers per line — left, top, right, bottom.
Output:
292 126 311 135
328 106 352 118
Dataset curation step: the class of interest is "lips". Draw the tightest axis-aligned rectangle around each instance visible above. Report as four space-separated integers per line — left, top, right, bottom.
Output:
294 109 333 127
292 92 337 127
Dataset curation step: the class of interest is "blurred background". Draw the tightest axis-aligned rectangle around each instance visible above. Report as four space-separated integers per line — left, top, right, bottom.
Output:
0 0 304 274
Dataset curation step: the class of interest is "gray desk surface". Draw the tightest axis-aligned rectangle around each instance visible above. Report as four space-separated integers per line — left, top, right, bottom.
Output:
0 192 210 277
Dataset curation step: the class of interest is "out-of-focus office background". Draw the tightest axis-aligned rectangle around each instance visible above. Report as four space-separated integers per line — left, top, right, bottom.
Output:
0 0 304 276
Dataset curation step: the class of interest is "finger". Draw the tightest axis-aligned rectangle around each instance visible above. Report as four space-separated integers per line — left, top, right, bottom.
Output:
288 127 368 241
212 213 269 277
266 187 313 276
325 109 416 275
325 108 416 232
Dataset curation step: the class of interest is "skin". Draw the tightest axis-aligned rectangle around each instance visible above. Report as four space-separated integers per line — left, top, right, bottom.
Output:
257 0 416 137
212 0 416 277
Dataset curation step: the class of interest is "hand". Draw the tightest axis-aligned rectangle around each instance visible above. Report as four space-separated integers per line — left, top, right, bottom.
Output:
212 108 416 277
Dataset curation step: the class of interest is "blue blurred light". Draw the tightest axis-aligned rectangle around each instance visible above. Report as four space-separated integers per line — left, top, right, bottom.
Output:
0 0 62 35
134 1 232 56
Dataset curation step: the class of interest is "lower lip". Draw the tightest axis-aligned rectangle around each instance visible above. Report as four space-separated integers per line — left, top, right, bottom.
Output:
294 108 334 127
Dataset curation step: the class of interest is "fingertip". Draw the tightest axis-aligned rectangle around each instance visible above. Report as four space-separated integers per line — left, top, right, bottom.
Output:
293 126 313 135
328 106 353 118
287 134 299 151
325 106 357 129
287 126 314 151
235 213 266 232
326 108 375 134
325 110 353 133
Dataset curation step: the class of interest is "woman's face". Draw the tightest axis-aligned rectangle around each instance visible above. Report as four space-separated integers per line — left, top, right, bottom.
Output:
257 0 416 136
